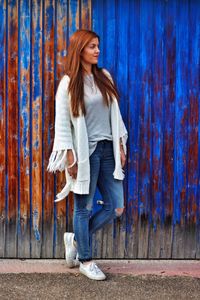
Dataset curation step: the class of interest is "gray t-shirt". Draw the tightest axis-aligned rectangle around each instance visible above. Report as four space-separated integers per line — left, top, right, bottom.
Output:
84 73 112 156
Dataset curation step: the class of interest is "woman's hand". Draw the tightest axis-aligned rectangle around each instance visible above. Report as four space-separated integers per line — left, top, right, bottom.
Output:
67 149 78 179
120 142 126 168
68 163 78 179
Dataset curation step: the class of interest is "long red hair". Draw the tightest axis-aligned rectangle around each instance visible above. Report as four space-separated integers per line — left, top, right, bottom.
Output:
65 29 119 117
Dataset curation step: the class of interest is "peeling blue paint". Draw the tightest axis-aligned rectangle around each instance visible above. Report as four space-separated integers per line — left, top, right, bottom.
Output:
33 209 40 241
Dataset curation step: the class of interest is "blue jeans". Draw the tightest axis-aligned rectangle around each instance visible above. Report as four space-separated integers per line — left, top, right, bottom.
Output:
73 140 124 262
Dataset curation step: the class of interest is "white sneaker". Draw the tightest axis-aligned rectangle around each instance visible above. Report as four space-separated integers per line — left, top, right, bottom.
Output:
79 261 106 280
63 232 79 268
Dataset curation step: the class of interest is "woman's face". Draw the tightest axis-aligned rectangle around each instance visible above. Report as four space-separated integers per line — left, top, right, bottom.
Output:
81 37 100 66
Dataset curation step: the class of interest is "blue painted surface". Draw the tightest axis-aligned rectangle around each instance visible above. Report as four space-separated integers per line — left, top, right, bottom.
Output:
1 0 200 258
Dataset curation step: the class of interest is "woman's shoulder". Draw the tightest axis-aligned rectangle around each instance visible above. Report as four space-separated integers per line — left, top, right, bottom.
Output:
56 74 70 93
59 74 70 85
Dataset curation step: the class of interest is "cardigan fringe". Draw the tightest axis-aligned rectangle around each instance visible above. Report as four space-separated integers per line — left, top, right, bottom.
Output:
47 149 77 173
47 150 67 173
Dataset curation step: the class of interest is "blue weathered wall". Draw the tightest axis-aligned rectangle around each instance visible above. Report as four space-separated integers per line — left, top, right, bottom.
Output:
0 0 200 258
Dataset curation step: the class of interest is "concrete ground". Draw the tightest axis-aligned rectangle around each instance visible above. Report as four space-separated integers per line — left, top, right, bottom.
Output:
0 259 200 299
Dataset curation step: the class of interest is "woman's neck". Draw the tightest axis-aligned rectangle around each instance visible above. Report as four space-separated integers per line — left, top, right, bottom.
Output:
81 62 92 75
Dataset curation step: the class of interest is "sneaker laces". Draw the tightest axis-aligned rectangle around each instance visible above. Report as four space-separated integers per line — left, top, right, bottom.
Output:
89 262 102 274
73 253 80 266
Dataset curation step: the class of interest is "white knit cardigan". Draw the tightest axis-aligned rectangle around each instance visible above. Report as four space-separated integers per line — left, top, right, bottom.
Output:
47 70 128 202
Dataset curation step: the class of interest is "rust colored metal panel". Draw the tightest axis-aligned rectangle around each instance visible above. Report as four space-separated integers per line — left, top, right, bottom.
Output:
126 0 140 259
113 0 129 259
159 0 176 258
137 0 153 258
31 0 43 258
41 0 55 258
17 0 31 258
187 0 200 259
81 0 91 30
69 0 80 36
5 0 19 258
172 1 189 259
0 0 6 257
148 0 165 259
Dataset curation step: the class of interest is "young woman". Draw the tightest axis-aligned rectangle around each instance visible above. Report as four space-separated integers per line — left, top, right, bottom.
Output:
47 29 128 280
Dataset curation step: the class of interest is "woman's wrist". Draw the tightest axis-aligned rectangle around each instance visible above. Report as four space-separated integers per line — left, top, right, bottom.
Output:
67 149 75 166
67 160 76 169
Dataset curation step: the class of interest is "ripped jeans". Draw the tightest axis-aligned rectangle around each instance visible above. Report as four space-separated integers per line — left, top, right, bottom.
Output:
73 140 124 262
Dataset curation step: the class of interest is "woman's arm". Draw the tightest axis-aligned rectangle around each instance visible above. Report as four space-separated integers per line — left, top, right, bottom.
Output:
47 75 77 173
120 138 126 168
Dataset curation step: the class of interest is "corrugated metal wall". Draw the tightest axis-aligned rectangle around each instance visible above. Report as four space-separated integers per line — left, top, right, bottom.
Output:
0 0 200 258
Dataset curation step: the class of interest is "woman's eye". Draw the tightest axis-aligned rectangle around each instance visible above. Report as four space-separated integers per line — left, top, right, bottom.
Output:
89 45 99 49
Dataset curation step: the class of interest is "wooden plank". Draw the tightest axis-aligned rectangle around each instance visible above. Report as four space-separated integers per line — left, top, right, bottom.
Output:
69 0 80 37
126 0 140 259
195 1 200 259
92 228 103 259
160 217 173 258
53 0 69 259
81 0 91 30
101 0 115 258
112 0 129 259
184 0 200 259
31 0 43 258
102 222 113 258
172 1 189 258
63 0 81 246
0 0 6 258
17 0 31 258
184 222 196 258
41 0 55 258
92 0 104 67
138 214 149 258
159 0 176 258
148 0 164 258
137 0 153 258
5 0 18 258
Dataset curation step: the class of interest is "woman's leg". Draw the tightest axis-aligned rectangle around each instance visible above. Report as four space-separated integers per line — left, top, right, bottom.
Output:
73 144 101 262
89 141 124 236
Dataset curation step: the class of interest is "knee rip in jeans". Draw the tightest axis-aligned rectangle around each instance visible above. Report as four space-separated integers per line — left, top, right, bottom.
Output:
115 207 124 217
86 202 93 211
